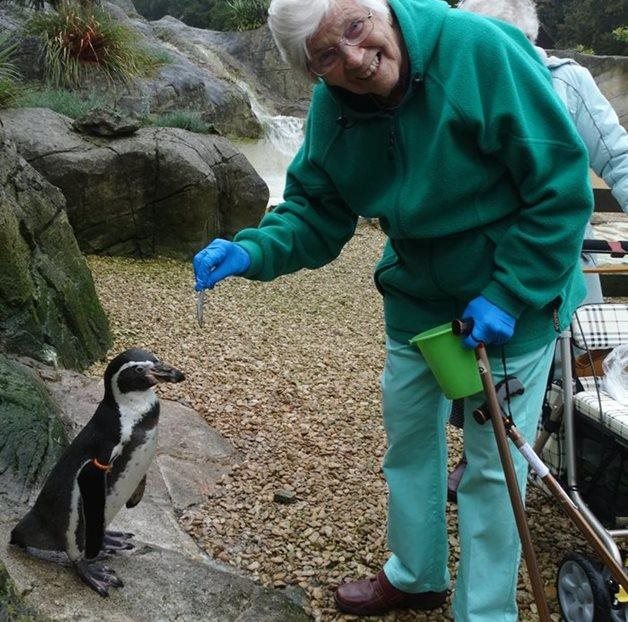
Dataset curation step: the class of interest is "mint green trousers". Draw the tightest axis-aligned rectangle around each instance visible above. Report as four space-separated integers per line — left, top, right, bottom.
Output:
381 337 554 622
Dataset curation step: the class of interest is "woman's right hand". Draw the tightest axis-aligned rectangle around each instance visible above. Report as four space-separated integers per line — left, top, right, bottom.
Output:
193 239 251 290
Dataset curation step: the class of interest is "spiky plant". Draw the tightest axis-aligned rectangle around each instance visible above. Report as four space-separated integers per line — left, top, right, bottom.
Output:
25 1 159 87
0 33 21 108
225 0 269 31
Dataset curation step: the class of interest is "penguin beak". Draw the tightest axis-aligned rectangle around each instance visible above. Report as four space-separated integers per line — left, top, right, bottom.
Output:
149 362 185 384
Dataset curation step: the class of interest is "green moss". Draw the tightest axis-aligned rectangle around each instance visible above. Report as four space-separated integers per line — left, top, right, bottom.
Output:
0 355 68 488
0 560 48 621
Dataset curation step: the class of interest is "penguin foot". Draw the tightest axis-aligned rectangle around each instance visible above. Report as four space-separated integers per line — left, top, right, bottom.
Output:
75 560 124 597
102 530 135 554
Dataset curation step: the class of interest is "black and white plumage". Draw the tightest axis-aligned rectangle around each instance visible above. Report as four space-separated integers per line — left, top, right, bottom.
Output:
10 348 185 596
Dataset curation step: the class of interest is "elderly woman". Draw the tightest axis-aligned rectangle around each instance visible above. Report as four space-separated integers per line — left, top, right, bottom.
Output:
193 0 593 619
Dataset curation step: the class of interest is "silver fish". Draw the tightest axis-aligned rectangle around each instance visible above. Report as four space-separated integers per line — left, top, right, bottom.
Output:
196 290 205 327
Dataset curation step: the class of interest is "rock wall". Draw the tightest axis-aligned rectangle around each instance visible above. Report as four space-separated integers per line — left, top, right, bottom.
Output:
0 127 111 369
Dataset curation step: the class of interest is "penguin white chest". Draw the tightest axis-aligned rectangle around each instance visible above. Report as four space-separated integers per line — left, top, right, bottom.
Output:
105 428 157 524
105 388 159 525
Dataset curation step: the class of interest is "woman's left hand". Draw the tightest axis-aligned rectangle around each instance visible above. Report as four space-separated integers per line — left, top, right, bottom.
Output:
461 295 516 348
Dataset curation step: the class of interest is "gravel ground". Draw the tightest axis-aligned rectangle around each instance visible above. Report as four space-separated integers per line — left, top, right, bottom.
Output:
87 221 598 621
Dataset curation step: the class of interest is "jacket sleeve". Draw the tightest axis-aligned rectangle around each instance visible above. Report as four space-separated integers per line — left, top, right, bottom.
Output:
233 120 358 281
449 29 593 317
553 63 628 212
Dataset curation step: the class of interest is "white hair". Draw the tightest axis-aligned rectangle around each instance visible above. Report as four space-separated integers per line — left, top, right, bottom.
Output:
458 0 539 42
267 0 391 76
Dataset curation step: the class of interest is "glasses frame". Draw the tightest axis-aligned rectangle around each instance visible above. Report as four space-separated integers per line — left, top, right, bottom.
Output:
308 10 374 77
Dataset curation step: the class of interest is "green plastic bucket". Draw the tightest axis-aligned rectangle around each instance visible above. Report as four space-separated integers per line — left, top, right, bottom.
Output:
410 322 483 399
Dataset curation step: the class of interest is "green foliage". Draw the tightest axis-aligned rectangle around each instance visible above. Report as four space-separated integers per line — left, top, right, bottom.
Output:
612 26 628 44
133 0 244 31
225 0 269 31
538 0 627 55
144 109 217 134
0 33 21 108
12 87 108 118
25 2 162 88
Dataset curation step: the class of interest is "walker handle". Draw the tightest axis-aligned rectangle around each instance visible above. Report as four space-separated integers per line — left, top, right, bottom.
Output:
452 318 473 337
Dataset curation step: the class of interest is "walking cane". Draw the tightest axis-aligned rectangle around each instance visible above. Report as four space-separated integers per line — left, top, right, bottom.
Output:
452 319 552 622
452 320 628 604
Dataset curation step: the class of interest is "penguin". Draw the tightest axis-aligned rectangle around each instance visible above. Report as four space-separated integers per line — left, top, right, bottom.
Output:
10 348 185 597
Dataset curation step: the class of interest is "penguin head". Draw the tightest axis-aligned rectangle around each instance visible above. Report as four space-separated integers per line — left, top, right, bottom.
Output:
104 348 185 398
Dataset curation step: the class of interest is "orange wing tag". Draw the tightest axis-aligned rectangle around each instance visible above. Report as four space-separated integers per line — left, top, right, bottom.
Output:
92 458 112 472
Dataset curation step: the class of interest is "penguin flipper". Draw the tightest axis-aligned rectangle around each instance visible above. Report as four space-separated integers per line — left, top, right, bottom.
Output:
77 460 107 560
125 475 146 508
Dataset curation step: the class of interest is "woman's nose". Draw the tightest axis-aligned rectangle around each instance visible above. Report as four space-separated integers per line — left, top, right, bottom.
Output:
339 44 365 68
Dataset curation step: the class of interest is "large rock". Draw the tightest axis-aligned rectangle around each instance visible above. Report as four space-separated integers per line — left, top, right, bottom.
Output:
97 3 268 138
0 126 111 369
149 18 313 117
0 107 269 258
0 355 68 498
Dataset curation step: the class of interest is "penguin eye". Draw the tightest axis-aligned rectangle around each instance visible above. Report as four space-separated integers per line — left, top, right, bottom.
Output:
133 365 145 374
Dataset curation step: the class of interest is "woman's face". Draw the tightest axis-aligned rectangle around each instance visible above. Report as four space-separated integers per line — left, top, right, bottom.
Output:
307 0 405 98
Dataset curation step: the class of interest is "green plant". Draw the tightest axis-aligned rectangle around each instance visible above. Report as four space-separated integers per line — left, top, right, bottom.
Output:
25 1 161 87
0 33 21 108
145 109 216 134
612 26 628 44
12 87 108 118
225 0 269 31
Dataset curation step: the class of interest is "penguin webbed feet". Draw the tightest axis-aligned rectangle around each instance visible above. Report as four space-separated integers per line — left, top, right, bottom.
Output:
75 559 124 597
102 530 135 555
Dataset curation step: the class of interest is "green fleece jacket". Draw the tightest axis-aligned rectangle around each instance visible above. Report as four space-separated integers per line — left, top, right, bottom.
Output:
234 0 593 355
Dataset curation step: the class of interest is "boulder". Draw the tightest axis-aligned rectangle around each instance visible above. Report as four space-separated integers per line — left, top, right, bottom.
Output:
150 18 313 117
72 107 141 137
0 107 268 258
0 355 68 498
0 126 111 369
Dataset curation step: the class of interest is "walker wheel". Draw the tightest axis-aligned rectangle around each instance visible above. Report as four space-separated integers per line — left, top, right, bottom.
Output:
557 552 612 622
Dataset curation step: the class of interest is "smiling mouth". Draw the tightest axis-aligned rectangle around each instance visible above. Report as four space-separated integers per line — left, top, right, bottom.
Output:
357 52 381 80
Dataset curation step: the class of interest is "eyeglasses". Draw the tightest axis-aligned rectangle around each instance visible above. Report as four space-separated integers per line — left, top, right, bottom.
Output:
308 11 374 76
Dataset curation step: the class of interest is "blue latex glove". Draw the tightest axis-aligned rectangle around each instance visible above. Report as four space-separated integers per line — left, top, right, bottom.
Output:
193 238 251 290
461 295 516 349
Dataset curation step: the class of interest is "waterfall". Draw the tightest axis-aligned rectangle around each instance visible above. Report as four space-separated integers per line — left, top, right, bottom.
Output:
234 81 305 206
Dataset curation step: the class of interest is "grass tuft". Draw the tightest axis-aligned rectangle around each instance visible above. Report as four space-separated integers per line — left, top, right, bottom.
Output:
0 32 21 108
25 1 164 88
144 109 217 134
12 87 108 118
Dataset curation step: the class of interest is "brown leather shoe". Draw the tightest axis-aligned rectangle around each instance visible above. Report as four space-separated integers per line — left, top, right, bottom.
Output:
334 571 447 616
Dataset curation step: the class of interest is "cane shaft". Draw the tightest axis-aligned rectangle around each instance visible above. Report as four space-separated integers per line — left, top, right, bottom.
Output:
475 346 551 622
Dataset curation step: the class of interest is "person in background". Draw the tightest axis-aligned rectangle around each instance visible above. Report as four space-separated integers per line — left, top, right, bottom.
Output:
448 0 628 504
193 0 593 618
